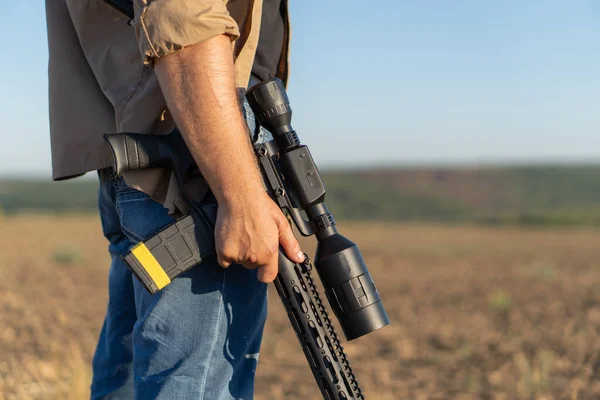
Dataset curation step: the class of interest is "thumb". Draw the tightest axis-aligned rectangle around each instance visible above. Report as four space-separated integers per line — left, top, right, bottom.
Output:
275 211 305 263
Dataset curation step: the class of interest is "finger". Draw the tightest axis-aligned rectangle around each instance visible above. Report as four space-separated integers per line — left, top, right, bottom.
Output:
275 213 305 263
240 261 260 270
217 254 232 269
241 252 262 270
257 250 279 283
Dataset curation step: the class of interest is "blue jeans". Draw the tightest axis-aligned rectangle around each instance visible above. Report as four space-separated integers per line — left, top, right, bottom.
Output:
91 103 270 400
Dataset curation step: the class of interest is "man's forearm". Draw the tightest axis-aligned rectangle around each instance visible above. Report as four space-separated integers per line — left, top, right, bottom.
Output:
154 35 264 204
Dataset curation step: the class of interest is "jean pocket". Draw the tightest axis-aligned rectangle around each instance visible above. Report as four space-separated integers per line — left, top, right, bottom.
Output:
115 188 175 243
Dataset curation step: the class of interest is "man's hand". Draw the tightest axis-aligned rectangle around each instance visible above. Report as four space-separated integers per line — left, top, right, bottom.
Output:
215 189 305 283
154 34 304 283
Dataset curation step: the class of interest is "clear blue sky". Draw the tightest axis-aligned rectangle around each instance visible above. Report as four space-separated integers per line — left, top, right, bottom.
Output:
1 1 600 178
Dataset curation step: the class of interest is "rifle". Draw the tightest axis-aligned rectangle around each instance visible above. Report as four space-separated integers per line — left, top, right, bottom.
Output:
101 3 390 398
103 78 390 399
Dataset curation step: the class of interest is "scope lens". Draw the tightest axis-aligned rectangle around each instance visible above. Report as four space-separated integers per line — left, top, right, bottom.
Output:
315 234 390 341
246 78 293 136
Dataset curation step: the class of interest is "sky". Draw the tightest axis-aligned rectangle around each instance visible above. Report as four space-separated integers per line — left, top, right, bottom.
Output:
1 1 600 178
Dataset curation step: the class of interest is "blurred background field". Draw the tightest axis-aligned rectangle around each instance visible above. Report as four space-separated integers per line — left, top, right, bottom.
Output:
1 168 600 399
3 1 600 398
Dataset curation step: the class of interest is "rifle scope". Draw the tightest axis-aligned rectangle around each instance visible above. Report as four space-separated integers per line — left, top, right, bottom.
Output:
246 79 390 340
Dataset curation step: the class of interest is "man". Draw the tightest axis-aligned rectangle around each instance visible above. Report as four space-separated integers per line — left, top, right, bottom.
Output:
45 0 304 398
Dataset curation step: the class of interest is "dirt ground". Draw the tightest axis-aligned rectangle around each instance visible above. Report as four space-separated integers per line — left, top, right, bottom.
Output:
0 215 599 399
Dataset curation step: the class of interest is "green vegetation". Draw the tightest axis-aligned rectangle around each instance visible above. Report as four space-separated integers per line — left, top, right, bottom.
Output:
321 165 600 226
51 246 83 266
4 165 600 226
0 179 98 214
488 290 511 316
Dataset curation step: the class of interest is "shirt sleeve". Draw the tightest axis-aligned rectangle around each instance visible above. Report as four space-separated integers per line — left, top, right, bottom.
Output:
132 0 240 65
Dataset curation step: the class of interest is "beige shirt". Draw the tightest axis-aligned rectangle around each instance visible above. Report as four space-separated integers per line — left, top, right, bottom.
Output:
46 0 289 211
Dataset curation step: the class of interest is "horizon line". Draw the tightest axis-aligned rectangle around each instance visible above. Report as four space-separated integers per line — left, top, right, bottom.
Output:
2 158 600 180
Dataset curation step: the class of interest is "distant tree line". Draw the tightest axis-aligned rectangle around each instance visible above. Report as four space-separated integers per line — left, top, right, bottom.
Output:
3 165 600 227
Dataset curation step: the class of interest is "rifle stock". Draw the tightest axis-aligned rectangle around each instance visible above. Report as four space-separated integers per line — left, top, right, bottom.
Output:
103 131 191 177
